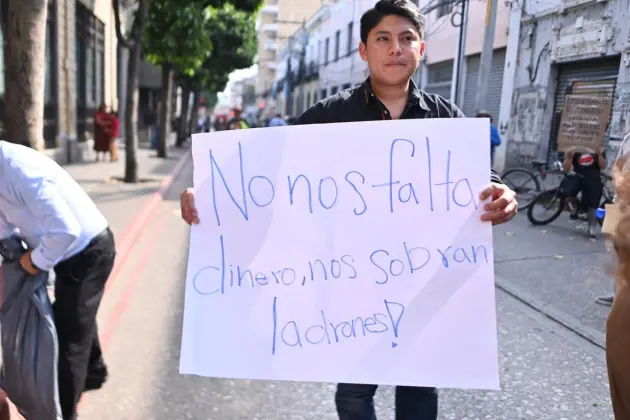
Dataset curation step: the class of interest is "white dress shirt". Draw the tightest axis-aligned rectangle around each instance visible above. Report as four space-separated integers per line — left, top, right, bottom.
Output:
0 141 108 271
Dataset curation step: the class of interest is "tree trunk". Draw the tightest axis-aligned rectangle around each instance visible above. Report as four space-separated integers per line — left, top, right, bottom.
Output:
177 83 192 147
4 0 48 150
123 0 149 183
188 91 200 135
157 63 172 158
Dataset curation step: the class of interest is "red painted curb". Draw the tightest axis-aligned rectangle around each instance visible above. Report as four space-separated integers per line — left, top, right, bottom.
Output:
104 149 191 295
101 216 168 350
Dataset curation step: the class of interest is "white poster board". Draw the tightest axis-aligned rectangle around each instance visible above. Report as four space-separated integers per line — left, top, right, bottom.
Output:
180 119 499 390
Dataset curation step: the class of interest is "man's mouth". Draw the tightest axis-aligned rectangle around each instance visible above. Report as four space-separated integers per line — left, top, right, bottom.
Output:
385 62 406 67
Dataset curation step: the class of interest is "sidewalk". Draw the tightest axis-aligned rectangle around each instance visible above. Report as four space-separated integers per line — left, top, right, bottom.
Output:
493 212 612 344
63 138 191 242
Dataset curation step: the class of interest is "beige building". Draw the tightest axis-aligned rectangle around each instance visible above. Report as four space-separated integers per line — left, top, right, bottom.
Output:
0 0 119 163
255 0 324 112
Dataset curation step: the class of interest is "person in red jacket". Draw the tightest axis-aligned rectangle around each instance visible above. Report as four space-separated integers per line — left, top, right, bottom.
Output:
105 109 119 162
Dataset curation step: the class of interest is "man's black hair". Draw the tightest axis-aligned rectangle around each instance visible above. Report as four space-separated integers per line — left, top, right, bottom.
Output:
360 0 426 44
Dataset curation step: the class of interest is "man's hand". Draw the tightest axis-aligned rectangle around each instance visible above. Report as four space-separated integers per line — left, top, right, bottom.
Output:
19 250 40 276
180 188 199 225
480 183 518 225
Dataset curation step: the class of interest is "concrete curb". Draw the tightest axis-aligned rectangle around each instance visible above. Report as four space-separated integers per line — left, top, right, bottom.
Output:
495 276 606 350
105 148 192 295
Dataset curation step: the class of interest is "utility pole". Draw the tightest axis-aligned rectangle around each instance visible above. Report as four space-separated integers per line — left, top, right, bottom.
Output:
450 0 468 106
475 0 499 113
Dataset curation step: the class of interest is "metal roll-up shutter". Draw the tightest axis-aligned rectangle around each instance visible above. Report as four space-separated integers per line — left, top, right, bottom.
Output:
425 60 453 100
548 56 621 160
462 48 506 120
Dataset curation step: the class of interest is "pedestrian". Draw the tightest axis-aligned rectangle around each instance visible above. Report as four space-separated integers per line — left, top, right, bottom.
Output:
106 108 120 162
94 104 110 162
227 108 249 130
180 1 517 418
475 111 501 167
268 113 287 127
0 140 115 420
563 146 607 239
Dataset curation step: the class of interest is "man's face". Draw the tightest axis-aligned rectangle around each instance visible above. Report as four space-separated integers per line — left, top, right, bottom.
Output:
359 15 425 87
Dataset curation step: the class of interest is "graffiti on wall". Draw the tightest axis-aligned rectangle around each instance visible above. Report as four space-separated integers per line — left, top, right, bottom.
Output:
507 90 548 166
610 82 630 139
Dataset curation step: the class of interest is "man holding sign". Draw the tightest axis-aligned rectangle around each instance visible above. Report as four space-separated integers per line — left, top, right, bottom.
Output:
180 1 517 419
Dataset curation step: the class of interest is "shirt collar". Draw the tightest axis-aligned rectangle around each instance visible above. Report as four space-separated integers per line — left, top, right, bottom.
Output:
362 76 430 111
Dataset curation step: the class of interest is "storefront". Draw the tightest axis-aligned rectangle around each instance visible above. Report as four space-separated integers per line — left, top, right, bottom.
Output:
548 56 621 160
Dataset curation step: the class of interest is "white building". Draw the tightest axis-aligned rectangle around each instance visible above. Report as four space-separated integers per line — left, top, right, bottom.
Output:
498 0 630 169
271 0 510 123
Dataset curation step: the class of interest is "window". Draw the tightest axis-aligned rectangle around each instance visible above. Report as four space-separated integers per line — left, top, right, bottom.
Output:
318 40 321 64
342 83 351 90
76 2 105 141
331 86 338 95
325 37 329 65
437 1 454 18
306 92 311 108
0 27 4 100
321 88 327 99
334 30 340 61
347 22 354 56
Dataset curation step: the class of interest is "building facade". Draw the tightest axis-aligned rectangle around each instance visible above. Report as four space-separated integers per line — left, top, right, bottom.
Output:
255 0 323 104
501 0 630 168
0 0 119 163
420 0 510 123
266 0 510 122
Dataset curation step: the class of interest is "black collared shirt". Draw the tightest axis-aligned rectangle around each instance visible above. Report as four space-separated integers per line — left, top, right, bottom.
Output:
296 77 501 183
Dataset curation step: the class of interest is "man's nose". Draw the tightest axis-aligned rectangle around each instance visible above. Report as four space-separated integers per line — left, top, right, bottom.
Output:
389 40 402 55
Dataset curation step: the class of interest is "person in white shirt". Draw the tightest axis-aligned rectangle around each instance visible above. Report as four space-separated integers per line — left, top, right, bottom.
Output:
0 141 115 420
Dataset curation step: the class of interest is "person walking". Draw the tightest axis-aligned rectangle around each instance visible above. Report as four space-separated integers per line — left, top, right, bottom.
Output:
0 140 115 420
179 1 517 418
106 108 120 162
94 104 110 162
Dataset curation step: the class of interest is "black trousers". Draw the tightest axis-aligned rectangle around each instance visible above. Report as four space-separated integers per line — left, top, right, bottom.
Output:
53 228 115 420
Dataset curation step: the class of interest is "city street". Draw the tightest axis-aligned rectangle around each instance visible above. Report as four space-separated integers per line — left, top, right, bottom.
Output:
70 148 614 420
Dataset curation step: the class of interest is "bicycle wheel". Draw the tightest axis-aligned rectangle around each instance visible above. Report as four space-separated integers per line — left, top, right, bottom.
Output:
527 189 566 226
501 168 541 211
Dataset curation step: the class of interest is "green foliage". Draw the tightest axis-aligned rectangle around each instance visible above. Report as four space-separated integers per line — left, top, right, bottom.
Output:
190 2 260 93
143 1 214 76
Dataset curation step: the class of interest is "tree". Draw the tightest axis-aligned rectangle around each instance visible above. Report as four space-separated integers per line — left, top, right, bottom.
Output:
3 0 48 150
143 2 213 158
175 2 259 145
113 0 151 183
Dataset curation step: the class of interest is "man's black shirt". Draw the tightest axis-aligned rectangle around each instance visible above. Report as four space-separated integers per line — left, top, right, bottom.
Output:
296 77 502 184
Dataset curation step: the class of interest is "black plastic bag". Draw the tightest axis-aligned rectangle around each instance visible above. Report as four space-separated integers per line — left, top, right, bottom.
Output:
0 237 61 419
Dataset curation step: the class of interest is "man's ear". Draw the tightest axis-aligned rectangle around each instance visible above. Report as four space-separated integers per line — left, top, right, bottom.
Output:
419 40 426 61
359 42 368 62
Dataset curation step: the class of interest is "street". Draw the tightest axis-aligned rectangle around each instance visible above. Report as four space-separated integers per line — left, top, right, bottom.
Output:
68 148 615 420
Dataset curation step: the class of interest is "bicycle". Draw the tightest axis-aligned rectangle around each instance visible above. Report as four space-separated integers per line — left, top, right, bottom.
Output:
526 172 615 226
501 160 564 211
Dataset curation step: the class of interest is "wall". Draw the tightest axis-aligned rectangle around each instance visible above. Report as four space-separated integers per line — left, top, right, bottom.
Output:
421 0 510 65
317 0 373 93
51 0 118 163
506 0 630 166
